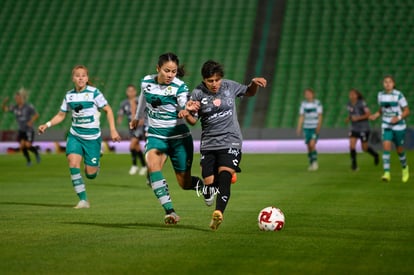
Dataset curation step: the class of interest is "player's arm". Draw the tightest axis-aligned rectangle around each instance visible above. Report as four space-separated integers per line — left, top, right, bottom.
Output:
369 108 382 120
352 107 371 122
390 106 410 124
178 109 198 125
27 111 39 127
102 104 121 142
296 114 304 136
316 113 323 134
130 93 146 129
245 78 267 97
1 97 10 112
38 111 67 134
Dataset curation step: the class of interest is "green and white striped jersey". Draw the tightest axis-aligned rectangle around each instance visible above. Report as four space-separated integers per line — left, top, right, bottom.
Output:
60 85 108 140
377 89 408 131
299 99 323 129
137 75 190 139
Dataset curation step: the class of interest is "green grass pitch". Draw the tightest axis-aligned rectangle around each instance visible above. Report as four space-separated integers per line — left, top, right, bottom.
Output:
1 152 414 274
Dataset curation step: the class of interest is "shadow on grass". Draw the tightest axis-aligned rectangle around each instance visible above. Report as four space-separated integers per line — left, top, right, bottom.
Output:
63 221 211 232
0 201 73 208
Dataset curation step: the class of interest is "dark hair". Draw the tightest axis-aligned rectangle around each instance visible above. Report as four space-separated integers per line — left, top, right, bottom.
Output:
201 60 224 79
350 88 364 100
127 84 136 90
157 52 185 78
383 75 396 89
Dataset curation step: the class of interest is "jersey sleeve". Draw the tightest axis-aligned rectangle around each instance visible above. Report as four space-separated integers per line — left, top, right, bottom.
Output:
117 101 125 116
176 84 189 109
227 80 248 97
60 97 69 112
299 102 304 115
135 92 147 120
399 93 408 108
28 104 37 116
317 101 323 114
94 90 108 109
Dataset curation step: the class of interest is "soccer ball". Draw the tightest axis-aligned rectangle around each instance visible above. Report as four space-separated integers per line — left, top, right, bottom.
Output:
258 206 285 231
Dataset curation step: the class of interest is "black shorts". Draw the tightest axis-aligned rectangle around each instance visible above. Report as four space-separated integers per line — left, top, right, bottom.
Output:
17 129 35 143
349 131 370 142
200 148 242 178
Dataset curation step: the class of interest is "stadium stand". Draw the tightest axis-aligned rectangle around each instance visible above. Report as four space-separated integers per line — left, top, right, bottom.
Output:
0 0 257 131
266 0 414 128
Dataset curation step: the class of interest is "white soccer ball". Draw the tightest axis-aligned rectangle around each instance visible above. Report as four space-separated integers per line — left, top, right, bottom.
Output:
258 206 285 231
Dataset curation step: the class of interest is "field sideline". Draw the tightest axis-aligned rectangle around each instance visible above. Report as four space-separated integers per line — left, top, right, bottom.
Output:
1 152 413 274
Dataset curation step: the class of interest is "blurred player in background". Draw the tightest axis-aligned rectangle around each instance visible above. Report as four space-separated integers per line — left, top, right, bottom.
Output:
346 89 379 171
370 76 410 182
296 88 323 171
2 88 41 166
189 60 267 230
117 84 147 176
38 65 121 209
130 52 205 225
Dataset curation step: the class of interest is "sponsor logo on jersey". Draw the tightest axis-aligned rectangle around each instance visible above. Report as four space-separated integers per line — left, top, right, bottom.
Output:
206 109 232 121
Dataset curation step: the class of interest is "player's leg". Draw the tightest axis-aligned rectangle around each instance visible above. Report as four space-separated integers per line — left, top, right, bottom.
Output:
349 133 358 171
209 148 242 230
394 130 409 182
129 137 139 175
146 137 178 224
361 131 379 166
381 129 392 181
134 135 147 175
308 139 318 171
66 134 89 208
169 136 208 204
82 137 102 179
18 131 31 165
25 130 40 163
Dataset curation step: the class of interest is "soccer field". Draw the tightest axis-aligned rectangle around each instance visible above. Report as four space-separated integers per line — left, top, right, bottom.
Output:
1 152 413 274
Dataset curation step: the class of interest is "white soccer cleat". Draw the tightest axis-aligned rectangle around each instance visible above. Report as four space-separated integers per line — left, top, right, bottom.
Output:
129 165 138 175
164 212 180 224
74 200 90 209
308 161 319 171
139 166 148 176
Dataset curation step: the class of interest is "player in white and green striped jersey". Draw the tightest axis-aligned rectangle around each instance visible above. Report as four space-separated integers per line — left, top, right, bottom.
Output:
130 53 205 225
297 88 323 171
370 76 410 182
39 65 121 209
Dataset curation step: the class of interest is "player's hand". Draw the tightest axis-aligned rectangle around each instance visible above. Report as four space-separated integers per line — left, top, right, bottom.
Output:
351 116 359 122
138 119 144 127
27 121 33 127
252 78 267 88
110 129 121 142
390 116 400 124
186 100 200 112
369 113 379 121
129 119 138 129
178 110 190 118
38 124 47 134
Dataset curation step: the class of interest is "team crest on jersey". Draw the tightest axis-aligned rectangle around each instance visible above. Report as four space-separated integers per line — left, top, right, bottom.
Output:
213 98 221 107
227 98 234 106
224 90 230 97
165 86 174 95
84 93 89 100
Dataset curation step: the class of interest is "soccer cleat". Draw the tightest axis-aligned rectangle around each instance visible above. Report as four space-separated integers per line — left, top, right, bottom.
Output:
26 161 32 167
209 210 223 230
402 166 409 183
374 154 380 166
196 180 218 207
139 166 148 176
129 165 138 175
74 200 90 209
164 212 180 224
381 172 391 182
231 173 237 184
308 161 318 171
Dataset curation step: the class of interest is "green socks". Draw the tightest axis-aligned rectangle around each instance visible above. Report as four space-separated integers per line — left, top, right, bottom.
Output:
150 171 174 213
308 151 318 164
70 167 87 201
398 152 407 168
